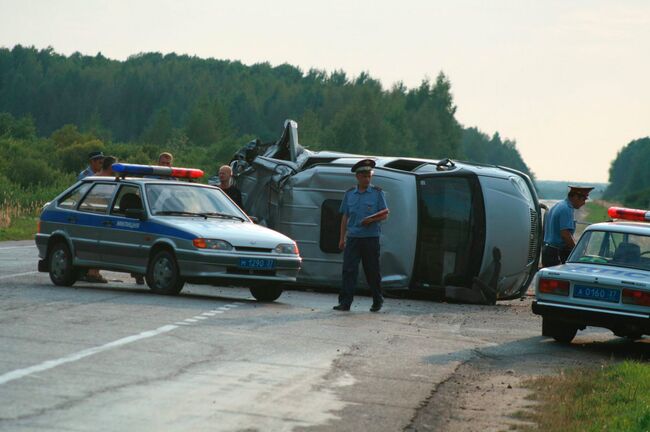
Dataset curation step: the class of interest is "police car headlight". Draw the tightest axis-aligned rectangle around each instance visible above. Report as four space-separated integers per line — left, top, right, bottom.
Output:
193 238 233 250
275 243 299 255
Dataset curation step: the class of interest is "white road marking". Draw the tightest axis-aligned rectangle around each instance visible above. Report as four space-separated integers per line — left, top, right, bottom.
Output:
193 316 208 320
0 246 36 250
0 271 39 280
201 312 217 316
185 319 198 323
0 325 178 385
218 307 230 310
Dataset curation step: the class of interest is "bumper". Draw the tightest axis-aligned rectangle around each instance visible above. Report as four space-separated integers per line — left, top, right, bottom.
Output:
177 249 301 282
532 300 650 334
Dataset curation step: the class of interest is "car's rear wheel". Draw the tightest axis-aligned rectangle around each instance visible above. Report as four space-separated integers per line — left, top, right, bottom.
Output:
542 317 577 343
146 250 184 295
49 242 77 286
250 285 283 302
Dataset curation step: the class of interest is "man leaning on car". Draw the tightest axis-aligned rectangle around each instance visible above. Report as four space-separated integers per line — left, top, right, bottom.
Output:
542 185 593 267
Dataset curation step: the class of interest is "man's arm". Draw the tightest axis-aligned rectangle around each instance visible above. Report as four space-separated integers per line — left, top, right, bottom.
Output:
339 214 348 250
560 229 575 249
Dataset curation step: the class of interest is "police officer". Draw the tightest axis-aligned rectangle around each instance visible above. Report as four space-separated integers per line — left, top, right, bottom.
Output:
78 151 104 180
542 185 593 267
334 159 389 312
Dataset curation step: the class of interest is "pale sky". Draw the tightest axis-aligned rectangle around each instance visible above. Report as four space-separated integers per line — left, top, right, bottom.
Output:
1 0 649 182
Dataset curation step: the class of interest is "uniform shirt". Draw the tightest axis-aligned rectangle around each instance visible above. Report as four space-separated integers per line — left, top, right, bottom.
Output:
543 198 576 248
78 166 95 180
339 185 388 238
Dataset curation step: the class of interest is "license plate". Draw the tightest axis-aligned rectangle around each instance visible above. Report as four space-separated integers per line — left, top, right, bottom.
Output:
239 258 276 270
573 284 620 303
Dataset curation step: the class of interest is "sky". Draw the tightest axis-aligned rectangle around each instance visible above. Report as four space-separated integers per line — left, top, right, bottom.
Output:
1 0 648 182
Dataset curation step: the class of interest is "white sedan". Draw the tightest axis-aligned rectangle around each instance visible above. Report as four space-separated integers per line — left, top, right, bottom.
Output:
532 207 650 342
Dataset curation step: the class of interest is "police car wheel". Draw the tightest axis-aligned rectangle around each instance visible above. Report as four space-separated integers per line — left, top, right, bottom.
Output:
48 242 77 286
146 250 184 295
250 286 283 302
542 317 577 344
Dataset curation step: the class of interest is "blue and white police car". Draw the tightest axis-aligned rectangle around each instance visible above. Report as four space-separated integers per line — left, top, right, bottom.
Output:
532 207 650 342
35 164 302 302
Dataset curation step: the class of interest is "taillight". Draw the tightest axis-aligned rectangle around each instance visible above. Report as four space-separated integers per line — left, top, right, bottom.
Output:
622 289 650 307
539 278 570 296
37 220 41 233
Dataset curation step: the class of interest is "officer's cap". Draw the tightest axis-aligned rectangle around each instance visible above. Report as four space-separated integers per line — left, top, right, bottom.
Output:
351 158 376 173
568 185 594 196
88 151 104 161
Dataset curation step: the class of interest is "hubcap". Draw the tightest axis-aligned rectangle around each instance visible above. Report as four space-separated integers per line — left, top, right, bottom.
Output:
153 257 173 288
51 249 67 280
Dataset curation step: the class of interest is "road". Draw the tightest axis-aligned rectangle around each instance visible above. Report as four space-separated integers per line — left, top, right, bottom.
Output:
1 240 647 432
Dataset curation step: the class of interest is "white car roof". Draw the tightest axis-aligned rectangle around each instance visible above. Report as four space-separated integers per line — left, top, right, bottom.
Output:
585 221 650 236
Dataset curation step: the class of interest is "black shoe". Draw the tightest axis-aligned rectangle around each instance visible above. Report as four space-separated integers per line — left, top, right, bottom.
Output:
370 302 383 312
333 304 350 311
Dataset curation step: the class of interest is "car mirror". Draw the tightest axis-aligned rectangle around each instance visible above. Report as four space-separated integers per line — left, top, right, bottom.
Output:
125 208 147 221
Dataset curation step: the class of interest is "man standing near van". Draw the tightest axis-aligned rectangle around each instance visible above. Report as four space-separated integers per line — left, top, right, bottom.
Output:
334 159 389 312
542 185 593 267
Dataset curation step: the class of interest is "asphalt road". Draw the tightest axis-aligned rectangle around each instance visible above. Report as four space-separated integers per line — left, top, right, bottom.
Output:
1 240 647 432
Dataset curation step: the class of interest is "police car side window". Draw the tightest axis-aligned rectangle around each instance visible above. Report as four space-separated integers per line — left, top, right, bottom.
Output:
58 183 92 210
111 186 142 215
78 184 117 214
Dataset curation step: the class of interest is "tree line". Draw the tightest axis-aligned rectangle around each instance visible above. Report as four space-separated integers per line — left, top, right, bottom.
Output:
604 137 650 207
0 44 535 203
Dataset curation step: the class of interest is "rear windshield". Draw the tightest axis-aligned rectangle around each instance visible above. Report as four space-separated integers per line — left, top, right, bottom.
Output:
569 230 650 271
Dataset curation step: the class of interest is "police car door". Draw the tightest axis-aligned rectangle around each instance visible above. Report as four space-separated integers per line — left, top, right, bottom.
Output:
101 184 148 270
74 183 118 265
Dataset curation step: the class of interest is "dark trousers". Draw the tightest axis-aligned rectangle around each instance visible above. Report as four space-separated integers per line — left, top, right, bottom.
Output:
340 237 383 306
541 244 572 267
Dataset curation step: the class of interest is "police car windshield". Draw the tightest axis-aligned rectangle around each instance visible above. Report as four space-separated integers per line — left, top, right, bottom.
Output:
569 230 650 271
146 184 247 220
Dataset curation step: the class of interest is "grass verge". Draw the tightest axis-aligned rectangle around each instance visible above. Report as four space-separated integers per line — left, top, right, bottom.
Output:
583 201 610 224
0 214 38 241
519 361 650 431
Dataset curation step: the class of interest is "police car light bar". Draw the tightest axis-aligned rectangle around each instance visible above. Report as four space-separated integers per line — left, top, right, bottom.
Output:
112 163 204 179
607 206 650 222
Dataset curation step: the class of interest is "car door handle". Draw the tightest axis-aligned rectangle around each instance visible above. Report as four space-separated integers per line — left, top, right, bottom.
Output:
102 221 113 227
67 217 76 223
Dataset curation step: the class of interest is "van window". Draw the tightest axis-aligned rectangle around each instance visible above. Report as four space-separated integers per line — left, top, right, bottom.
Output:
320 199 343 253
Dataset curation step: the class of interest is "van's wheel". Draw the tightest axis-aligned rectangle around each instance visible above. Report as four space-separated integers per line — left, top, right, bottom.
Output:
49 242 77 286
542 317 577 343
146 250 184 295
250 285 283 302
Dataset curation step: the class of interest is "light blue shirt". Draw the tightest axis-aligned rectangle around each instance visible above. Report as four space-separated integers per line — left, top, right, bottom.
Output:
543 198 576 247
77 166 95 180
339 185 388 238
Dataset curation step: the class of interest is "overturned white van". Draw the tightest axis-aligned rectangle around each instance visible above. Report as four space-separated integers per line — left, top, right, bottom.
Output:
228 120 542 304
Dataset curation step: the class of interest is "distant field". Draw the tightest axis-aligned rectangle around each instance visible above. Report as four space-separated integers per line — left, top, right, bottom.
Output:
537 180 608 200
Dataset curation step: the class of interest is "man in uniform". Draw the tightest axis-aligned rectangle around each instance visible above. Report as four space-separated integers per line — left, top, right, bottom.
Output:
78 151 104 180
218 165 243 207
334 159 389 312
542 185 593 267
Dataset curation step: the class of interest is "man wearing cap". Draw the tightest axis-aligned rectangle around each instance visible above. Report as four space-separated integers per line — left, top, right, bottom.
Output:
334 158 389 312
78 151 104 180
542 186 593 267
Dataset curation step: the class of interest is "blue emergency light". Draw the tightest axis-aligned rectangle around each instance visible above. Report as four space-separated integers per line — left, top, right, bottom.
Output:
112 163 204 179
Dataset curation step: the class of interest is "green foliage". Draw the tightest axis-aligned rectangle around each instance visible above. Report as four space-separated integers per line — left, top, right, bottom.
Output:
523 361 650 432
605 137 650 205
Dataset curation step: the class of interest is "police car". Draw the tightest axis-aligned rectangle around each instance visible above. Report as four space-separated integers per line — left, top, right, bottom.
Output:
532 207 650 342
35 164 302 302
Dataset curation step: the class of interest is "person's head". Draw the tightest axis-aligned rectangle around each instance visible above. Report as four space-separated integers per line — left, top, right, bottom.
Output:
88 151 104 173
218 165 233 187
158 152 173 167
351 159 376 189
568 186 594 209
99 156 117 176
